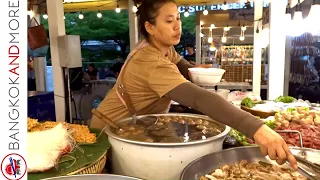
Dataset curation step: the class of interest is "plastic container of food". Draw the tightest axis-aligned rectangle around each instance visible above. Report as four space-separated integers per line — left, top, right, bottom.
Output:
188 68 225 86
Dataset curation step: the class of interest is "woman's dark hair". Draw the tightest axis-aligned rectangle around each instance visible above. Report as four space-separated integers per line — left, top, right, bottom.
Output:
133 0 176 38
186 44 194 48
88 63 95 69
87 63 97 75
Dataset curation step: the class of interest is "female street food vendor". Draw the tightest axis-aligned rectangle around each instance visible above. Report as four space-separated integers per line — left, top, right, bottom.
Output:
91 0 297 169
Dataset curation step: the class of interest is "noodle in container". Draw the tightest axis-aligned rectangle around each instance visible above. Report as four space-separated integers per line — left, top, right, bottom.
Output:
188 68 225 86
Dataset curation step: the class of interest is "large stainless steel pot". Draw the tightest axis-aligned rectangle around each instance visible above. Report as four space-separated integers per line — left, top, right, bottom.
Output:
105 113 230 180
41 174 143 180
180 146 320 180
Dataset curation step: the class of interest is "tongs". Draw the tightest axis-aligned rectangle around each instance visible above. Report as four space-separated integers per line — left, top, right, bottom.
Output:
289 155 320 180
276 130 320 180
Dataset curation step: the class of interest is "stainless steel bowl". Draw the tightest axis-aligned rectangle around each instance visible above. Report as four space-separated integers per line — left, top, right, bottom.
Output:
104 113 230 180
180 146 320 180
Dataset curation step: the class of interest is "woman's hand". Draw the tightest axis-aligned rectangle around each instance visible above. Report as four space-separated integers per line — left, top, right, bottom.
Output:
253 125 297 169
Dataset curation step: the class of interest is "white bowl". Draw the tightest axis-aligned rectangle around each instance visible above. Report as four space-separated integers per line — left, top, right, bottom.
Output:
188 68 225 86
207 89 230 100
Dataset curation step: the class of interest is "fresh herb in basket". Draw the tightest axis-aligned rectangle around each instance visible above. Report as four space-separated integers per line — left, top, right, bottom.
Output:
241 98 265 108
241 98 255 108
274 96 296 103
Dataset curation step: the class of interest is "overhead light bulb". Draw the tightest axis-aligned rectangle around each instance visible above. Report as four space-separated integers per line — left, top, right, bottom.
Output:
222 1 228 10
200 33 204 37
224 26 230 31
308 4 320 20
97 12 102 18
79 13 84 19
43 14 48 19
210 24 215 28
203 9 208 15
239 36 245 41
132 5 138 13
210 46 216 51
115 4 121 13
200 21 204 26
293 11 302 21
221 36 227 43
208 37 213 43
285 13 291 22
184 11 189 17
27 10 34 18
306 3 320 34
261 28 270 48
290 9 304 36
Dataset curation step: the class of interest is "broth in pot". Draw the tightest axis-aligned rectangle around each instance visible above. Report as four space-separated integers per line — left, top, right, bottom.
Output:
110 115 225 143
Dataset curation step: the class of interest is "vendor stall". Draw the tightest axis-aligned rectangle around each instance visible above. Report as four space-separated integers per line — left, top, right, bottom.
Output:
26 0 320 180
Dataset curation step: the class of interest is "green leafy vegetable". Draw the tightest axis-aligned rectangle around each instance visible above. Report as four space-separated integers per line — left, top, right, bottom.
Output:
229 120 277 146
229 129 251 146
241 97 255 108
286 108 297 112
265 120 276 129
286 107 310 113
274 96 296 103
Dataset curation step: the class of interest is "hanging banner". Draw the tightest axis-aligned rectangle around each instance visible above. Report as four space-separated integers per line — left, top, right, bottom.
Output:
178 2 269 13
0 0 28 180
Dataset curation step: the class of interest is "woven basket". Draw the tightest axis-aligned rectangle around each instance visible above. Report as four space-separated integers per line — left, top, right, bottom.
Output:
241 106 275 118
67 152 107 175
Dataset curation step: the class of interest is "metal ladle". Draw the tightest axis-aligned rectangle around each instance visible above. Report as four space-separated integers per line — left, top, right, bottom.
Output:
116 85 158 126
117 85 189 139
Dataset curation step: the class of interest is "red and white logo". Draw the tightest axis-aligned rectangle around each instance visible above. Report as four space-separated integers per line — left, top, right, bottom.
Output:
1 154 27 180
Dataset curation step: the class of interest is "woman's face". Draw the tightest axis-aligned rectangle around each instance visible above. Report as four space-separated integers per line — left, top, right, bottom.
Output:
88 66 94 72
147 2 181 46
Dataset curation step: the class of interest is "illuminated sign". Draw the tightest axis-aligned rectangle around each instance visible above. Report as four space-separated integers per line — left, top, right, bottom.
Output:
178 2 269 13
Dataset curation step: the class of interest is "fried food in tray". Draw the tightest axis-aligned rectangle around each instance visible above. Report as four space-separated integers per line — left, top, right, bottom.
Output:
28 119 97 144
27 117 39 131
201 160 307 180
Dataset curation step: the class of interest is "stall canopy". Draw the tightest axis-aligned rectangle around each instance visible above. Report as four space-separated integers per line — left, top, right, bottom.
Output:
28 0 244 13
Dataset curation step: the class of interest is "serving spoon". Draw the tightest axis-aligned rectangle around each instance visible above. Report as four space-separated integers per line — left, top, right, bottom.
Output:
116 85 158 126
117 85 189 139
